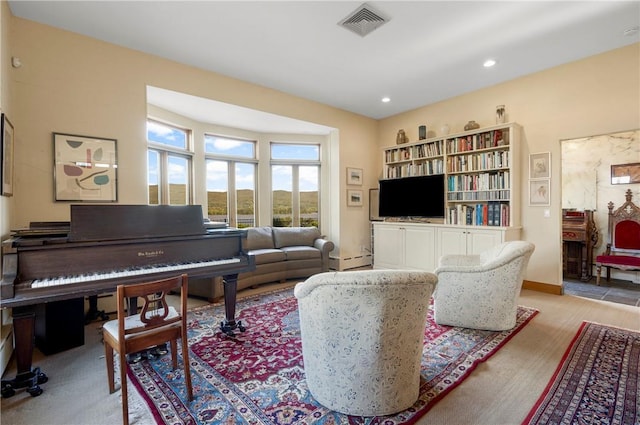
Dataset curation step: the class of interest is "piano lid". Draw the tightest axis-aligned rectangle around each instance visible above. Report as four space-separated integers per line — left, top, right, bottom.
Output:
69 204 206 242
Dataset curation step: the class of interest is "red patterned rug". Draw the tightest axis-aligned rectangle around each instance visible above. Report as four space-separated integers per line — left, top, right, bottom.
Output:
523 321 640 425
128 288 538 424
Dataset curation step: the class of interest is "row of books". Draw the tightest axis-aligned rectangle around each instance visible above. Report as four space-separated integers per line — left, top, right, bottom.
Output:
412 141 443 158
446 151 510 172
384 162 444 179
446 129 510 154
447 189 510 201
447 171 510 192
384 148 411 163
447 202 510 226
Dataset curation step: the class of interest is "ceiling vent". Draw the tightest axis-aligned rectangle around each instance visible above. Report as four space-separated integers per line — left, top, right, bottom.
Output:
338 3 390 37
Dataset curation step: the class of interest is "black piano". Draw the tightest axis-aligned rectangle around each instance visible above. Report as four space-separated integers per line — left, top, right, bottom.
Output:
0 204 255 397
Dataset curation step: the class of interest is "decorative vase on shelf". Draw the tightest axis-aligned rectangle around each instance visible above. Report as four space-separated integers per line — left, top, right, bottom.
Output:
464 120 480 131
496 105 506 124
440 124 450 135
396 129 408 145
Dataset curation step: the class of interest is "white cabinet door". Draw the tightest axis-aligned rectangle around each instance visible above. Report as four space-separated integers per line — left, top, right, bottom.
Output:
373 224 404 269
467 229 504 255
437 227 468 257
404 226 437 271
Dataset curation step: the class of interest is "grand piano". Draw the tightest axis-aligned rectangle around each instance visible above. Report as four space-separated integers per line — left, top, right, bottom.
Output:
0 204 255 397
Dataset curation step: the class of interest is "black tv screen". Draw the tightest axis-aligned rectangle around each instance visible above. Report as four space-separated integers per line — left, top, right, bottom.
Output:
378 174 445 218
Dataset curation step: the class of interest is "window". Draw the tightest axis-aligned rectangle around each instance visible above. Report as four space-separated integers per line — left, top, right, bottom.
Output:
271 143 320 227
205 135 256 228
147 120 192 205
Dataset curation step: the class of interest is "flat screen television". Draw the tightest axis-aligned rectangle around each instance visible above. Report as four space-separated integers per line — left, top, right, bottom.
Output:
378 174 445 218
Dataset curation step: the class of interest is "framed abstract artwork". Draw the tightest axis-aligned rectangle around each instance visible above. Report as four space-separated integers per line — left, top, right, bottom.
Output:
1 114 14 196
53 133 118 202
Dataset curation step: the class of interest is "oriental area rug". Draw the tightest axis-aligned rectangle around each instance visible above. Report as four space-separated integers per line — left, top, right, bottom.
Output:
523 321 640 425
128 288 538 425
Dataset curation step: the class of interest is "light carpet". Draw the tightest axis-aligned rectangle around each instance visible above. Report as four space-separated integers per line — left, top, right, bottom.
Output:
523 321 640 425
128 288 538 424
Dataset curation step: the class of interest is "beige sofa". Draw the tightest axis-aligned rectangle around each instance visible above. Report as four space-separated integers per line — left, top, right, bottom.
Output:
188 226 334 302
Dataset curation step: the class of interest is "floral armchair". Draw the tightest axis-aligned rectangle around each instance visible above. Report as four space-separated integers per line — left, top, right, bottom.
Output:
294 269 437 416
433 241 535 331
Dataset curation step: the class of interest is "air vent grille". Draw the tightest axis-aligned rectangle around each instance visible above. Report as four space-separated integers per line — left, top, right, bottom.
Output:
338 3 389 37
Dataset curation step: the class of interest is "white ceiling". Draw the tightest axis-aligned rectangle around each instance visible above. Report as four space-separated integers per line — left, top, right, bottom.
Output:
8 1 640 134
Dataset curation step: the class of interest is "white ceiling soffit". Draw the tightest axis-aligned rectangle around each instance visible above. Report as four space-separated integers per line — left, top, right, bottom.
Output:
147 86 334 136
338 3 390 37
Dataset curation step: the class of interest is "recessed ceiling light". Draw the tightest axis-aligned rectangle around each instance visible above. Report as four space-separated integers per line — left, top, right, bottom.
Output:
381 97 391 103
483 59 497 68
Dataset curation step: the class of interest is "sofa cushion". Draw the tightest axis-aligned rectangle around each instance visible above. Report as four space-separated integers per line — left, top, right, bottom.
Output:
273 227 321 248
249 248 286 265
244 227 275 250
281 246 321 261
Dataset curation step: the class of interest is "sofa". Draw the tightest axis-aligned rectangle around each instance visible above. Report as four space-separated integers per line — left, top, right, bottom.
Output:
188 226 334 302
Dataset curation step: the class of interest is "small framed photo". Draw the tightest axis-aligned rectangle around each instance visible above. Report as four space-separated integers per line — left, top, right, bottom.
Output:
611 162 640 184
529 152 551 179
54 133 118 202
529 179 550 206
347 167 363 185
1 114 14 197
347 189 363 207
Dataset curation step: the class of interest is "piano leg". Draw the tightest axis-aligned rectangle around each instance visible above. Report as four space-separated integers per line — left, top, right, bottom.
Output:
1 308 48 398
220 273 245 336
84 295 110 324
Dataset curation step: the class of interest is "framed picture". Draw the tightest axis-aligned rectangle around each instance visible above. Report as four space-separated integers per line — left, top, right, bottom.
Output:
347 167 363 185
529 179 550 206
54 133 118 202
529 152 551 179
347 189 363 207
611 162 640 184
1 114 14 196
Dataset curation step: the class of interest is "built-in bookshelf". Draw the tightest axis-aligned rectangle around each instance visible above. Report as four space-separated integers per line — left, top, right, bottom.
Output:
381 122 521 227
383 139 444 179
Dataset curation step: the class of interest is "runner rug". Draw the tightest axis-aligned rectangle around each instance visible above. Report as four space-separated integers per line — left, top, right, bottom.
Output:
523 321 640 425
128 288 538 425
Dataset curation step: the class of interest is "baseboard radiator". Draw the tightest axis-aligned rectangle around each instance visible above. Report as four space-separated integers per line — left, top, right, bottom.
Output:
329 254 373 271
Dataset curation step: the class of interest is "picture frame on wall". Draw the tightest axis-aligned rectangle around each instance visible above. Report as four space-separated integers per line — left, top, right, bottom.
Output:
347 189 363 207
1 114 14 197
611 162 640 184
346 167 363 185
529 152 551 179
529 179 550 206
53 132 118 202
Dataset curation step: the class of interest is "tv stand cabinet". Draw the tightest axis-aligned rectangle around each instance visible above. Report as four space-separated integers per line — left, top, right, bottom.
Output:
372 221 521 271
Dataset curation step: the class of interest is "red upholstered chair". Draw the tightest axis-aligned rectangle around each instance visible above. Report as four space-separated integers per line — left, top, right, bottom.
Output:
595 189 640 285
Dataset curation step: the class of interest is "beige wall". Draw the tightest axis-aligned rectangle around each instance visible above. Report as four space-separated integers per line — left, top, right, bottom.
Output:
3 9 640 288
379 43 640 287
5 16 379 260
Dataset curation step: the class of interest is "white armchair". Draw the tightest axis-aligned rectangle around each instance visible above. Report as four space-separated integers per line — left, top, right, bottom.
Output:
433 241 535 331
294 269 437 416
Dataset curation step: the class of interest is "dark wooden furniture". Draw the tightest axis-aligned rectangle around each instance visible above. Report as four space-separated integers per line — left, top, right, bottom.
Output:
103 274 193 425
595 189 640 285
0 204 254 398
562 209 598 281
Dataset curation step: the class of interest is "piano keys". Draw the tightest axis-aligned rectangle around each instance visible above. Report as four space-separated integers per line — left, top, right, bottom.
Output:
0 204 255 398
